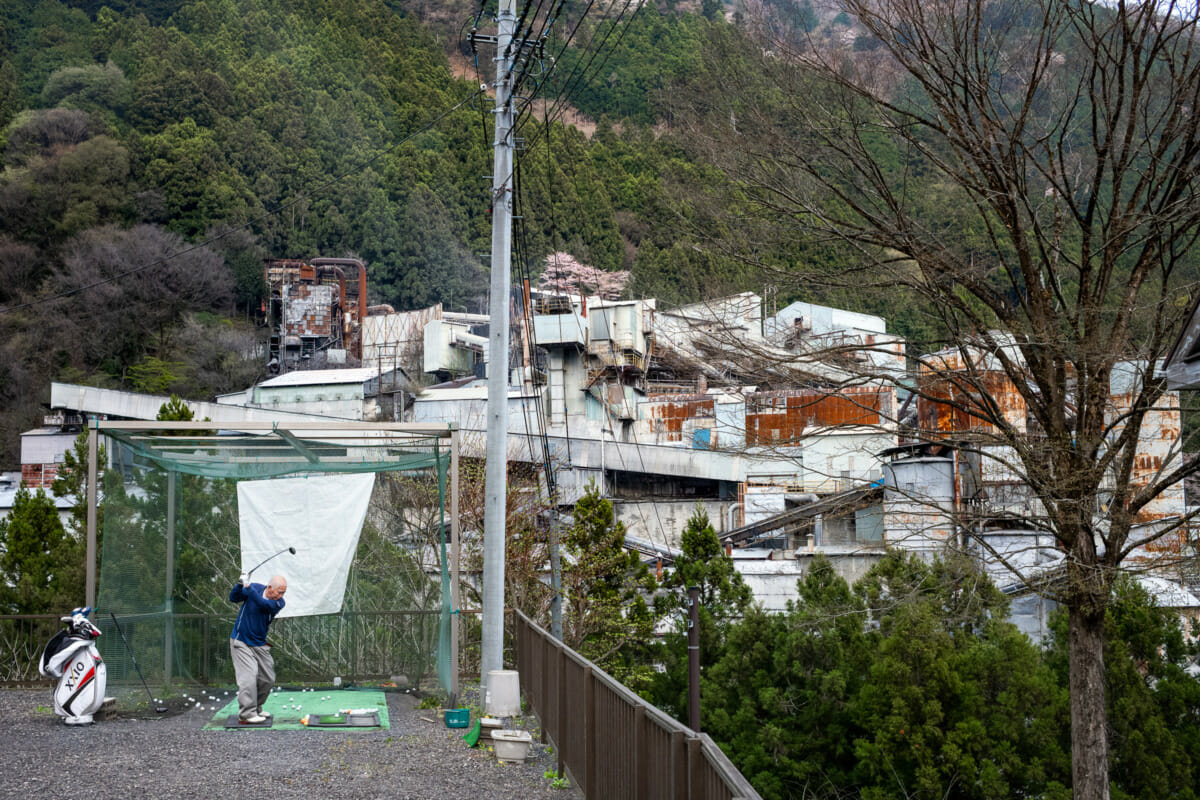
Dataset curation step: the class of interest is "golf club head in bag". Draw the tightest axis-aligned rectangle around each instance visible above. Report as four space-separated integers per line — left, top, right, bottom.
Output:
39 607 107 725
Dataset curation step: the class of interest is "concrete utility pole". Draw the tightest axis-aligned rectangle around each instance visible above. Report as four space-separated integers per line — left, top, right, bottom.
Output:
481 0 517 687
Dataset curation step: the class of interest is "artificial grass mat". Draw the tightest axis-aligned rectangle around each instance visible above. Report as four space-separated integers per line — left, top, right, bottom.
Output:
203 688 389 731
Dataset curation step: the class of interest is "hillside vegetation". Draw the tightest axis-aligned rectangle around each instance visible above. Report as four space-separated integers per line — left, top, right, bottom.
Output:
0 0 803 464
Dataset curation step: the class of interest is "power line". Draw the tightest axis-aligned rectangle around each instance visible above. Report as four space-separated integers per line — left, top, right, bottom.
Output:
485 0 646 210
517 0 643 147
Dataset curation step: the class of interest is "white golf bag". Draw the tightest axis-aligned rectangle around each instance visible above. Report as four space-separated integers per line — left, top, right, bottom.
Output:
39 607 107 725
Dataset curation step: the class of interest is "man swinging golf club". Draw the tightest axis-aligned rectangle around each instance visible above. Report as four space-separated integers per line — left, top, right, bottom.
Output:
229 572 287 724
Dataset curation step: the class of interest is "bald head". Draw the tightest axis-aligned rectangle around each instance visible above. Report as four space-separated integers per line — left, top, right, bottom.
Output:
265 575 287 600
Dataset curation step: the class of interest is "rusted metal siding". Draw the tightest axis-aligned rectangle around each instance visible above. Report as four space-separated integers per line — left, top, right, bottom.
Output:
265 257 368 360
1111 391 1188 566
282 284 336 338
645 394 714 442
917 369 1027 437
644 387 894 447
744 387 891 445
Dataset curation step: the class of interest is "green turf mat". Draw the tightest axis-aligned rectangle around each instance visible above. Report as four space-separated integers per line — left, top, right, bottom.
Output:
203 688 389 731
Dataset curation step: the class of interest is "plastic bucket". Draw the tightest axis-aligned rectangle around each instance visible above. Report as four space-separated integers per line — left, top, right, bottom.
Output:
485 669 521 717
492 729 533 763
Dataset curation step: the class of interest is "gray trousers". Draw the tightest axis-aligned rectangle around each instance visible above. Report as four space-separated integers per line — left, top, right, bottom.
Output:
230 638 275 719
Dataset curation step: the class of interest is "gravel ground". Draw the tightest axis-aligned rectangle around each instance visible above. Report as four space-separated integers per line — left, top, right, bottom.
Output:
0 687 581 800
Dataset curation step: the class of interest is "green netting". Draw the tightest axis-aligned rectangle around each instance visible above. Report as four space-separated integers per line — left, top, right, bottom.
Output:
94 429 454 694
102 428 443 479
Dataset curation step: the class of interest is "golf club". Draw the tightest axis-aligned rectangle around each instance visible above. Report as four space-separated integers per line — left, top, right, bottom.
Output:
108 612 167 713
246 546 296 577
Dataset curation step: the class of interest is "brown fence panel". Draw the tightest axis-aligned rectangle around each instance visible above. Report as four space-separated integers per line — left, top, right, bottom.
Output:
514 610 762 800
561 648 589 788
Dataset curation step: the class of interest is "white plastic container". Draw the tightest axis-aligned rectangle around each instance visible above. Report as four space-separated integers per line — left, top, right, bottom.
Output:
485 669 521 717
492 729 534 763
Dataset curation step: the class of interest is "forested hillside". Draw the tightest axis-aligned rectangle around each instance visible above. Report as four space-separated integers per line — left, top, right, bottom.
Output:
0 0 803 465
0 0 1066 459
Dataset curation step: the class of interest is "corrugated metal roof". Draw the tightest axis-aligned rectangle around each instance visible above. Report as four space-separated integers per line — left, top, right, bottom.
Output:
414 386 489 401
1138 576 1200 608
413 384 536 401
0 473 75 510
22 427 69 437
258 368 379 389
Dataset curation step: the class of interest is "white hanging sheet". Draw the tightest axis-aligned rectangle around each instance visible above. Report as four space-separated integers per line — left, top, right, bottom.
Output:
236 473 375 618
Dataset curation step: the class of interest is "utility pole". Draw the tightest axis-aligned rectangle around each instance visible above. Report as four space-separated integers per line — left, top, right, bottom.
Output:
688 586 701 732
481 0 517 688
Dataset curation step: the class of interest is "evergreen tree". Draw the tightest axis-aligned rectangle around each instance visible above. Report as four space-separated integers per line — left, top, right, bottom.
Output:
0 486 84 613
848 552 1070 800
1046 578 1200 800
649 505 753 718
50 430 104 541
157 394 194 421
702 553 1071 800
661 505 752 615
703 555 869 799
561 485 663 691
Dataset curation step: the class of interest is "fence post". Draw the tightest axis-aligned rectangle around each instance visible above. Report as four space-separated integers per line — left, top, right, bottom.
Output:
350 613 358 680
688 737 703 800
539 621 549 744
672 729 688 800
557 642 566 779
165 470 175 686
585 665 596 798
202 615 210 684
86 428 97 609
633 704 645 800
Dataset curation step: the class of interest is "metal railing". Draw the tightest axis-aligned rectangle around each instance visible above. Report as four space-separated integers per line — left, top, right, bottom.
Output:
514 611 762 800
0 615 61 684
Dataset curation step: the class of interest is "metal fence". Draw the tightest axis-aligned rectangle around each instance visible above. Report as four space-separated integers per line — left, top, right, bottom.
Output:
514 611 762 800
0 615 62 684
1 611 443 688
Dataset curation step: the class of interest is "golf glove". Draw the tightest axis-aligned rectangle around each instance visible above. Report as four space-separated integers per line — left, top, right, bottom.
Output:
240 573 250 587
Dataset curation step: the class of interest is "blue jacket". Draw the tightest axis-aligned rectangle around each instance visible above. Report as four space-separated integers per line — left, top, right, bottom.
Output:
229 583 285 647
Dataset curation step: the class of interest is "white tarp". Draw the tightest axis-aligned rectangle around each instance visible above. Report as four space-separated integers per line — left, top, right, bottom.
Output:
236 473 375 618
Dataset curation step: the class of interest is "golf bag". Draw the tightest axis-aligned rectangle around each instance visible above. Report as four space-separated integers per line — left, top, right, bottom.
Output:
39 607 107 725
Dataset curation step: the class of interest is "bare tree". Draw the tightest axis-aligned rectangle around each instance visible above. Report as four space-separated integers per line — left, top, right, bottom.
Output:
670 0 1200 795
52 224 233 376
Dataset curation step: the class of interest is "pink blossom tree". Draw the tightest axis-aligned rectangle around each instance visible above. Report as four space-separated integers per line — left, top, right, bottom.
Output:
538 252 630 300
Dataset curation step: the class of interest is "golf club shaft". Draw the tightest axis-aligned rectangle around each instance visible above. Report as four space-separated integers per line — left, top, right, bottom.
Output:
247 546 294 576
108 612 157 706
